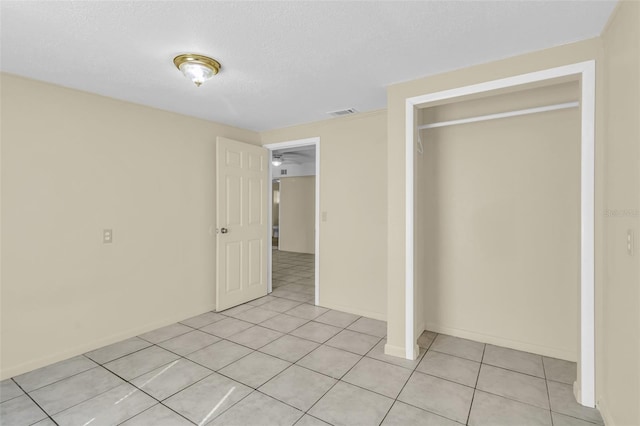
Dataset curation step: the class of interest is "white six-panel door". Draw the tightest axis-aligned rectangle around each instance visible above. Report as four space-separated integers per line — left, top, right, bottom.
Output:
216 137 269 311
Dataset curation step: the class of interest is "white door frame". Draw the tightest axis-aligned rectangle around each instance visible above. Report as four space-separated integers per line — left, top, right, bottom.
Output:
264 137 320 306
404 61 596 407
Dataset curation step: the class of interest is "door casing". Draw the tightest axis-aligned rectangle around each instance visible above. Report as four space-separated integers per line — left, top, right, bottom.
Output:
263 137 320 305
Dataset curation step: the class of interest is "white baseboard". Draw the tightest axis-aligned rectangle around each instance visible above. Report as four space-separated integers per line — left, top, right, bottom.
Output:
411 344 420 360
596 398 615 426
574 381 583 404
383 343 420 361
384 343 406 358
319 300 386 322
0 304 216 380
425 322 576 361
416 321 426 341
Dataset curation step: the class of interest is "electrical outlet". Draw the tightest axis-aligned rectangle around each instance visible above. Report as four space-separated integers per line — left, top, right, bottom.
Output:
322 211 328 222
627 229 634 255
103 229 113 244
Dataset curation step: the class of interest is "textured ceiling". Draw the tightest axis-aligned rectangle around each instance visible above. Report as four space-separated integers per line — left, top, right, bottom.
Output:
0 1 616 131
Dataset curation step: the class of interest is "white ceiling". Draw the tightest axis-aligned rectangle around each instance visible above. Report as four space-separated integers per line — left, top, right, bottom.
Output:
1 1 616 132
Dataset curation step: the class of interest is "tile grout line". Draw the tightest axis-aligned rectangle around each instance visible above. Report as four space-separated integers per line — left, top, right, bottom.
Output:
372 334 423 424
378 358 416 424
137 322 198 343
11 378 60 426
167 370 252 425
249 279 370 423
96 361 199 426
430 344 554 382
153 318 350 421
411 366 478 391
116 403 195 426
465 343 487 425
301 349 367 424
543 352 555 426
26 365 127 424
293 412 331 426
428 347 485 365
87 342 154 366
22 364 137 421
199 255 323 423
387 333 472 425
475 347 569 414
13 354 98 393
92 339 246 424
379 332 458 426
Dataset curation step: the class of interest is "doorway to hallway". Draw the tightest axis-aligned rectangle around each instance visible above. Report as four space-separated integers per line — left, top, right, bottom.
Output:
264 137 320 305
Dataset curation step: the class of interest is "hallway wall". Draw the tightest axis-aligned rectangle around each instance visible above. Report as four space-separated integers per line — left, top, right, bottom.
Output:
279 176 316 254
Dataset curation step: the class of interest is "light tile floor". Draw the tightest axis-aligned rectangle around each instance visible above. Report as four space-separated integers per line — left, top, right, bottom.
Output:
271 250 315 303
1 251 603 426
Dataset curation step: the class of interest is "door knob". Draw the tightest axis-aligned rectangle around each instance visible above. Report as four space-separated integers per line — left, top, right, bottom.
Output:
220 228 229 234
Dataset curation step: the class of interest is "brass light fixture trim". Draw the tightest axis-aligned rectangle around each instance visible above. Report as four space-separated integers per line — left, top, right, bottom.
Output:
173 53 221 86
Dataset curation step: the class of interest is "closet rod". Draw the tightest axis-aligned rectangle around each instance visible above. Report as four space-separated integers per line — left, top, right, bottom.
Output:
417 101 580 131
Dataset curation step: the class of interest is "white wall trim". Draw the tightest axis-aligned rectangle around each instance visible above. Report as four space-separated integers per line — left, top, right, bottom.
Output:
405 100 415 360
579 61 596 408
595 398 615 426
383 343 407 358
265 137 320 150
405 60 596 407
264 137 320 306
321 300 386 322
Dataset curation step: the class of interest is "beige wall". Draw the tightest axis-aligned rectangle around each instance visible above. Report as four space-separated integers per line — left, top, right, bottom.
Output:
0 73 260 379
386 38 604 359
600 1 640 424
279 176 315 254
388 17 640 424
418 82 581 360
261 111 387 320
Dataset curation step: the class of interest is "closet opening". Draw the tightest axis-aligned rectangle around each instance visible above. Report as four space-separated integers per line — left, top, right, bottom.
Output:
404 62 596 407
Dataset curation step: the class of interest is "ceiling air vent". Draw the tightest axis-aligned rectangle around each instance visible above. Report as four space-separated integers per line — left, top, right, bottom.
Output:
327 108 358 117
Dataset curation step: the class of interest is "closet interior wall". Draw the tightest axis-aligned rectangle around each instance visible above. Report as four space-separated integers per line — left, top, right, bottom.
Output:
416 81 581 361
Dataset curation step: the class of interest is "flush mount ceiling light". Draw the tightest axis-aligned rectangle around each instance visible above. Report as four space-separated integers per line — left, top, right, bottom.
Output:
272 155 283 167
173 53 221 87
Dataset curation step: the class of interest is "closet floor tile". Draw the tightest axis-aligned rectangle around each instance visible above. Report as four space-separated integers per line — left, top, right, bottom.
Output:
398 371 474 424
